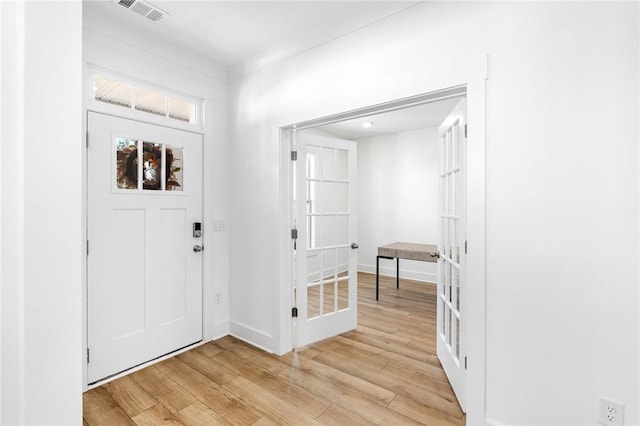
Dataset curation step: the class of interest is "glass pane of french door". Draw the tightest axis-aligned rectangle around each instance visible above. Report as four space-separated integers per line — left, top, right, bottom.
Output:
305 143 351 318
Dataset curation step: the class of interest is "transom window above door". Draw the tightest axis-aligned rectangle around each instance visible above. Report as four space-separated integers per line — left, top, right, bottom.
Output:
93 74 198 125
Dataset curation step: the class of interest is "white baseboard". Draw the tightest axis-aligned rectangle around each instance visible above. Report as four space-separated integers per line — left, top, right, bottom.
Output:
207 320 230 342
229 320 274 353
358 263 437 284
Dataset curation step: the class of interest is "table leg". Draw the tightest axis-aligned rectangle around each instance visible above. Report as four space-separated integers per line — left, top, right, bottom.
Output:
396 258 400 289
376 256 380 301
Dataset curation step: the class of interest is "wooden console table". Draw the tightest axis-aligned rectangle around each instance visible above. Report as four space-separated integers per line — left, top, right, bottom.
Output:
376 242 438 300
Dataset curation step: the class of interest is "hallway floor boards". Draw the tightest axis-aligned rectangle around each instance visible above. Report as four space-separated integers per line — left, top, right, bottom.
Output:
83 272 465 425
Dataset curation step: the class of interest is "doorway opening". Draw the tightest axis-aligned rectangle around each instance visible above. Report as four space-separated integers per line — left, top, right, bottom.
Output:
282 86 473 415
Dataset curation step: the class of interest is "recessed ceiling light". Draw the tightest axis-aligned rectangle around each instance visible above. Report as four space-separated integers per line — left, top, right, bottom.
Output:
362 121 373 128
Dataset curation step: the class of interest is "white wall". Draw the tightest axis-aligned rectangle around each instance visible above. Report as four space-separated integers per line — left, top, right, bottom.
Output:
229 2 639 425
357 126 439 283
1 2 83 424
82 4 231 385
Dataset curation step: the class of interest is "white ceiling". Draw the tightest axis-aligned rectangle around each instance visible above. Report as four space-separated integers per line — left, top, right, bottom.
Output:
315 97 463 140
84 1 457 137
84 1 420 71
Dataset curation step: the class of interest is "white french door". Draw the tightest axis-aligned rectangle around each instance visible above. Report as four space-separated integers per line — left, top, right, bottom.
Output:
437 99 467 411
294 132 358 348
87 112 203 384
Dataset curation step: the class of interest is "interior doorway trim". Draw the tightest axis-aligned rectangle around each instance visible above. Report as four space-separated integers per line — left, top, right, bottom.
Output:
277 77 487 423
282 85 467 132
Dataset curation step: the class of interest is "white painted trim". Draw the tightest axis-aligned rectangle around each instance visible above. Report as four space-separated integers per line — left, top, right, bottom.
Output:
86 107 204 136
276 127 294 355
463 78 488 426
229 321 274 354
1 3 27 422
15 4 25 420
0 5 3 420
81 64 90 395
276 54 487 130
358 264 437 284
276 53 488 423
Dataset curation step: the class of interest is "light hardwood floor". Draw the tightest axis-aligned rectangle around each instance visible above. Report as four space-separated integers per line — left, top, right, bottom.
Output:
83 272 465 425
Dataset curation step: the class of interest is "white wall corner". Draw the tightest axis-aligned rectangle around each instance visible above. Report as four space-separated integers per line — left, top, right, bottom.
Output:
210 320 231 342
229 321 275 354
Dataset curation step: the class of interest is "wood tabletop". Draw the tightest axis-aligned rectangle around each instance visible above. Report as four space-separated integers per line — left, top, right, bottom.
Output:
377 242 438 262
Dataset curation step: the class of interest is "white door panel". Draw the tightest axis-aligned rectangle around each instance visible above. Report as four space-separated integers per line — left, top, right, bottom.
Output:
437 99 467 411
294 132 357 348
87 112 203 384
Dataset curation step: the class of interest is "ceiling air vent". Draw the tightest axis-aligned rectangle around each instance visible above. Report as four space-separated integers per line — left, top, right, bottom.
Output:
116 0 168 22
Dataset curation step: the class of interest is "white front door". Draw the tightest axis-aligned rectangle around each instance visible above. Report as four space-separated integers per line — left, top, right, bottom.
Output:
294 132 358 348
87 112 203 384
436 99 467 411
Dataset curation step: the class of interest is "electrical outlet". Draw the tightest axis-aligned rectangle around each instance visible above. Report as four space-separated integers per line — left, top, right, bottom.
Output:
215 291 222 304
599 397 624 425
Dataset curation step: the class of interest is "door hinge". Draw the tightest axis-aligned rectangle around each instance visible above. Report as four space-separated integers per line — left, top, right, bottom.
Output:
86 240 89 256
291 150 297 161
464 240 467 254
291 307 298 318
87 348 90 364
291 229 298 239
464 124 467 138
464 356 467 370
86 131 89 148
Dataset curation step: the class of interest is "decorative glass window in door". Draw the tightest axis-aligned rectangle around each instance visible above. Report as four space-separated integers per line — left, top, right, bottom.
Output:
115 137 183 192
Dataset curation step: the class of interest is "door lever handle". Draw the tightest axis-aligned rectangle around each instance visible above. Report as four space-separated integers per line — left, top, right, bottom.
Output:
429 251 440 259
193 245 204 253
351 243 359 249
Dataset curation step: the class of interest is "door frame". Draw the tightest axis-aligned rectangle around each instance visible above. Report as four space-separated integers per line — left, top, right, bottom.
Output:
276 58 486 423
82 70 210 390
81 57 225 392
85 111 206 386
